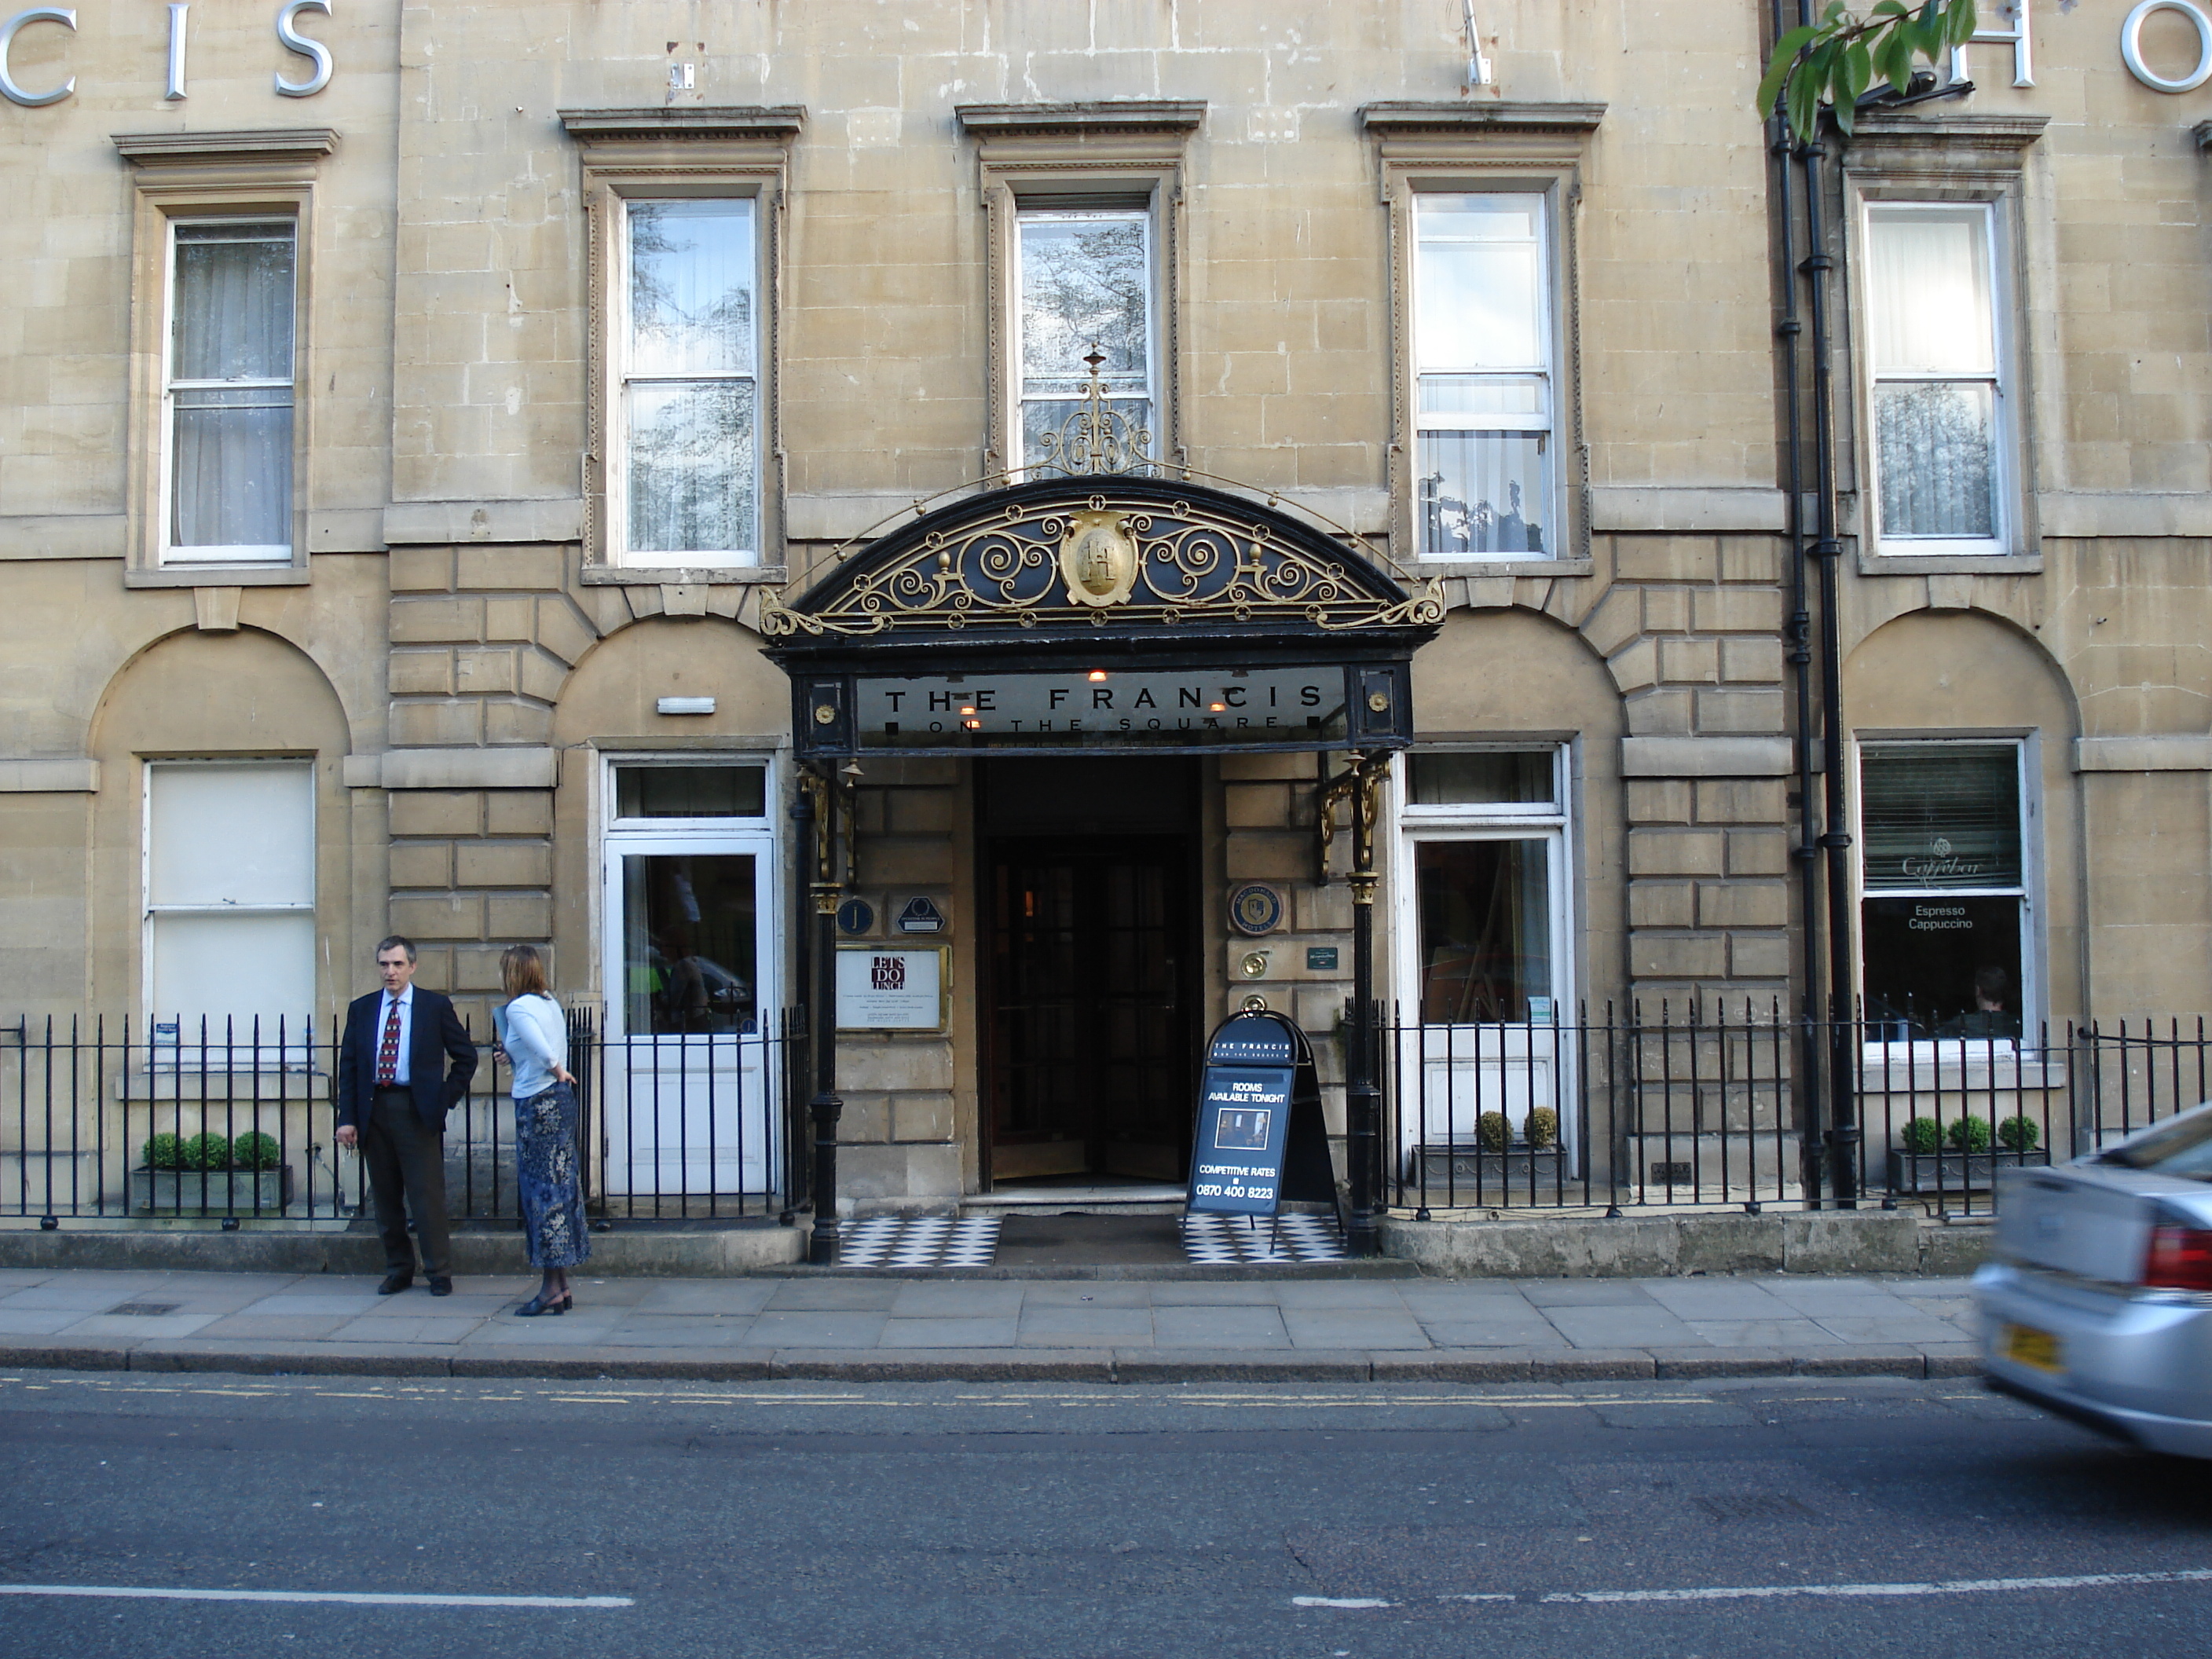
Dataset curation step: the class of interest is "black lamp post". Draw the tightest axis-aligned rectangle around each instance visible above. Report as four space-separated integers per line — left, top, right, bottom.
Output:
801 761 846 1265
1341 749 1391 1257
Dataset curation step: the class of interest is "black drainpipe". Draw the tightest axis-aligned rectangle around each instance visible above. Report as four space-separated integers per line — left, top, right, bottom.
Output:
1791 19 1862 1207
1768 68 1826 1210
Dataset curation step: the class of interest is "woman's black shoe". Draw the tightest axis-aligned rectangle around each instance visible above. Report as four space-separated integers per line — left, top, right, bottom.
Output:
515 1292 566 1317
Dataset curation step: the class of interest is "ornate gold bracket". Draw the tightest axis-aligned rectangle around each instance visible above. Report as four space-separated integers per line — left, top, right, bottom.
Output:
797 764 856 911
1318 750 1393 898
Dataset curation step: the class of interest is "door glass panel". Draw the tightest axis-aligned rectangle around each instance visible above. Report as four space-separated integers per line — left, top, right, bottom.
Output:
1415 839 1552 1024
621 853 758 1034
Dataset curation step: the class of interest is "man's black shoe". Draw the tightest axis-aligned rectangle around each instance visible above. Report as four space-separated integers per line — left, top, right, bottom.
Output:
376 1272 413 1295
427 1276 453 1297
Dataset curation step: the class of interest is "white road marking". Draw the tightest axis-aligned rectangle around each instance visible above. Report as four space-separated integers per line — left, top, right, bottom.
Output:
1293 1596 1396 1609
1439 1593 1518 1602
0 1584 632 1610
1541 1568 2212 1605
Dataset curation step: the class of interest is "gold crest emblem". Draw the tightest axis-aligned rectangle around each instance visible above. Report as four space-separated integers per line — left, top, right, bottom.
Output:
1058 511 1139 609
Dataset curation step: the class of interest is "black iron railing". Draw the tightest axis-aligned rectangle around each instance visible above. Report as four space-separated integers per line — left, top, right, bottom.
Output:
1379 1004 2212 1218
1 1008 804 1226
5 1005 2203 1228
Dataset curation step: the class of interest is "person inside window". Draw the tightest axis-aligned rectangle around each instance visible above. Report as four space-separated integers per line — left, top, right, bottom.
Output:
1936 965 2020 1042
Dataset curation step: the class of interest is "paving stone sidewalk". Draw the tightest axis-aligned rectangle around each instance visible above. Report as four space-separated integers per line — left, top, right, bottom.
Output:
0 1265 1987 1382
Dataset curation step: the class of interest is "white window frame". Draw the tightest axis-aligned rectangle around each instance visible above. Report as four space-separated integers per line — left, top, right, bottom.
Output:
608 194 762 569
1389 744 1578 1170
1852 735 2038 1049
141 758 318 1062
604 754 776 834
158 215 298 566
1861 199 2012 561
1393 745 1574 1021
1009 200 1159 474
1410 190 1559 564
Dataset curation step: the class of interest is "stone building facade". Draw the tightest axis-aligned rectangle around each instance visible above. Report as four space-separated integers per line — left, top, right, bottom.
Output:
4 0 2211 1218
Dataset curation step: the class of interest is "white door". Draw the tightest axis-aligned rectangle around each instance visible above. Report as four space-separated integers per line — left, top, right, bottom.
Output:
600 835 778 1204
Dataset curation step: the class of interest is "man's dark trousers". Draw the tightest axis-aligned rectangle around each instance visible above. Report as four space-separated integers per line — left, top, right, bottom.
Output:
364 1085 451 1278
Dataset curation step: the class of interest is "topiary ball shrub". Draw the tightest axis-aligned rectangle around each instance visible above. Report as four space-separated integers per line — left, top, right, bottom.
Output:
1476 1111 1511 1154
1946 1115 1994 1152
181 1132 233 1170
1997 1115 2041 1154
141 1132 186 1170
231 1131 280 1171
1901 1117 1942 1155
1523 1106 1559 1149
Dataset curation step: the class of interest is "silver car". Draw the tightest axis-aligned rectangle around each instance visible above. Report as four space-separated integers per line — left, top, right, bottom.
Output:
1977 1101 2212 1457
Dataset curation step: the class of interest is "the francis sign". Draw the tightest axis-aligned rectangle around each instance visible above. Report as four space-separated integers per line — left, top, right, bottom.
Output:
855 668 1343 742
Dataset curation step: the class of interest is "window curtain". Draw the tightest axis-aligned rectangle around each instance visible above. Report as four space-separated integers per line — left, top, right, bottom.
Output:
169 225 295 552
1868 209 1998 540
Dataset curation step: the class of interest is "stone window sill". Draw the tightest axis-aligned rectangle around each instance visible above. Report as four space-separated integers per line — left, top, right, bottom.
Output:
125 565 309 588
1412 556 1594 580
580 565 786 587
1855 551 2042 577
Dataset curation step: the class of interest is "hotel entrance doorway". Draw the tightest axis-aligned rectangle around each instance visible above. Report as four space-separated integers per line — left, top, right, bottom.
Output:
980 757 1201 1185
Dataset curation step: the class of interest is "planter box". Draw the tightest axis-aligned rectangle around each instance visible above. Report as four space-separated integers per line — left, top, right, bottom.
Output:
1884 1147 2050 1193
1408 1144 1568 1195
130 1166 294 1214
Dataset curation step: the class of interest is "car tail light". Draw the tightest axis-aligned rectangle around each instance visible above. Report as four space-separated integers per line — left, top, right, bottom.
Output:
2142 1225 2212 1291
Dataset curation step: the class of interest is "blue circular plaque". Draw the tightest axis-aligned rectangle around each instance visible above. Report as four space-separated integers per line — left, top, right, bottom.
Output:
1229 883 1283 936
837 897 876 936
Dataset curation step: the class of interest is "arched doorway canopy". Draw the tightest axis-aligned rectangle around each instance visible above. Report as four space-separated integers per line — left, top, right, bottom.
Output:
765 474 1444 760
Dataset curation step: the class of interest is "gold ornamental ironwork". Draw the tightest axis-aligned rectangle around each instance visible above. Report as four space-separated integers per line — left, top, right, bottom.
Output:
1035 345 1157 480
762 494 1445 639
1058 509 1140 609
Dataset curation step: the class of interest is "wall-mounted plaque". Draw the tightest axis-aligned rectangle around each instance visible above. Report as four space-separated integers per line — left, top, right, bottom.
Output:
837 897 877 936
1229 883 1284 936
835 945 947 1031
896 895 946 934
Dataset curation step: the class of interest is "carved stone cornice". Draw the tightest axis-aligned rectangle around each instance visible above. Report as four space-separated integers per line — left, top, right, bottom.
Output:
1844 111 2049 174
112 127 339 167
557 107 806 145
1359 101 1606 137
956 101 1206 141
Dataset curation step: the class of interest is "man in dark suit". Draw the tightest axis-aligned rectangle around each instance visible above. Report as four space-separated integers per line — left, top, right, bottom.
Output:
335 936 478 1295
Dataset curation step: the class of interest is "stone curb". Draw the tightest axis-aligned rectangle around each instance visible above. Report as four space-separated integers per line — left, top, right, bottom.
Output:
0 1337 1984 1384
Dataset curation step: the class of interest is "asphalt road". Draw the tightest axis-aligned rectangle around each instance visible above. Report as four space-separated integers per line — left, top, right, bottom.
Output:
0 1368 2205 1657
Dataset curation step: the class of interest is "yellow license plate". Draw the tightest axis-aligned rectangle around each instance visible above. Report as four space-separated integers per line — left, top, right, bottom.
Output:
2004 1323 2064 1373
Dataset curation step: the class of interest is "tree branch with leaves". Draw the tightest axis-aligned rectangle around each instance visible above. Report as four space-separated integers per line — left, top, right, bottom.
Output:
1757 0 1980 143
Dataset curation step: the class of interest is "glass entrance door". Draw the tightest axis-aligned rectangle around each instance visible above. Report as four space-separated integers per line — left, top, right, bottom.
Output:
601 836 777 1208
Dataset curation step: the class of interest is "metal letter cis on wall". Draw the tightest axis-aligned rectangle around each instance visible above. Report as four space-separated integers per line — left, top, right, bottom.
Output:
0 7 75 107
275 0 331 97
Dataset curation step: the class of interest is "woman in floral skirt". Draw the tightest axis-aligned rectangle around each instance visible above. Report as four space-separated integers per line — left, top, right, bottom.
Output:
494 945 588 1314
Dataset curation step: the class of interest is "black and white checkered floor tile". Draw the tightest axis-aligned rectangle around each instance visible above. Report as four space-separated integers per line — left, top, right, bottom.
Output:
1181 1210 1347 1264
839 1214 1001 1269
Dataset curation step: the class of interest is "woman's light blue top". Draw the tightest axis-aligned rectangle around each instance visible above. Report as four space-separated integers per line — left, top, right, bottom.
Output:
495 994 567 1100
